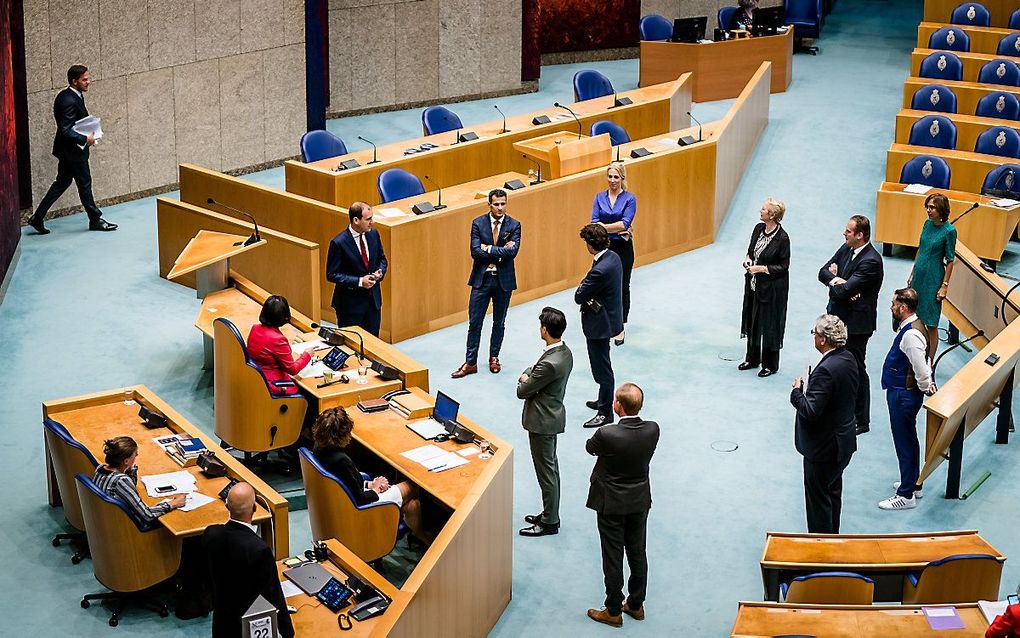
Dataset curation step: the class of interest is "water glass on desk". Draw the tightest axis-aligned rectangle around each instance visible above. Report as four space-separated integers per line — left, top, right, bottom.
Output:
357 365 368 384
123 388 136 406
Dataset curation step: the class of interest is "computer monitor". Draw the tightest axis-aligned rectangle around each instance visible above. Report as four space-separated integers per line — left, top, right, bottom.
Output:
752 6 785 36
432 391 459 424
671 17 707 43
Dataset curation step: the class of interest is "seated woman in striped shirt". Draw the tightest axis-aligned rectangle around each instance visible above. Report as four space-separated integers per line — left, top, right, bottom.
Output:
92 436 185 525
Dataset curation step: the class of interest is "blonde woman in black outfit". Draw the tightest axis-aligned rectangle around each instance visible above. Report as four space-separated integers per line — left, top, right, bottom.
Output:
739 198 790 377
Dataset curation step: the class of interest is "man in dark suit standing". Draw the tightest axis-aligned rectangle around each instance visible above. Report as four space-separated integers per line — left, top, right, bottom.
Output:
29 65 117 234
326 202 387 336
818 215 884 435
203 482 294 638
585 383 659 628
791 314 860 534
575 223 624 429
452 189 522 378
517 306 573 537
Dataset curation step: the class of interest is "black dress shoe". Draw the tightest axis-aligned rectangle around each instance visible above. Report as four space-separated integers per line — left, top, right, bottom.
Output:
89 218 117 231
757 368 777 377
855 425 870 435
519 523 558 537
585 400 599 410
583 414 612 428
524 514 559 528
737 361 758 371
29 218 50 234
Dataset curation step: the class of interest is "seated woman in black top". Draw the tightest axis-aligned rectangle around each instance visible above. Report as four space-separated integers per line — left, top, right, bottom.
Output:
311 407 426 540
730 0 757 30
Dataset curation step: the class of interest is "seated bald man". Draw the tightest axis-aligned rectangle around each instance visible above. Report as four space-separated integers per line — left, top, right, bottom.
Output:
203 482 294 638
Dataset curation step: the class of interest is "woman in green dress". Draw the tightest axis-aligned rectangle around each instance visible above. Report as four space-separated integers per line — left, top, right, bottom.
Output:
907 192 957 359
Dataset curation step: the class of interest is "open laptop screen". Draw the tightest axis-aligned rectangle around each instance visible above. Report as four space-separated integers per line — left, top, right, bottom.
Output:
433 391 459 423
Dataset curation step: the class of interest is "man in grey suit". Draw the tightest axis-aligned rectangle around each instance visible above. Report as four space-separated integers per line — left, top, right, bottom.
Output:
517 307 573 537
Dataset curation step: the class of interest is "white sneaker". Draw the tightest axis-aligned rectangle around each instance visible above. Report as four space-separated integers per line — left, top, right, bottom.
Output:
893 482 924 499
879 494 917 510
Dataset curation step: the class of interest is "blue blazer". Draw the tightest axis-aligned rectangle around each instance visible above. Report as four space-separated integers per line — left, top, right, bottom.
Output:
575 250 624 340
326 228 388 312
468 214 521 291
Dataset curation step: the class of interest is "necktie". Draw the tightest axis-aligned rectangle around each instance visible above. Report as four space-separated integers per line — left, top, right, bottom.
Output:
359 234 369 269
492 218 501 243
839 248 853 275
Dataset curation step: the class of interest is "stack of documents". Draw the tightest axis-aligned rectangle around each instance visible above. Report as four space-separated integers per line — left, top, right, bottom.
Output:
400 444 469 472
978 600 1009 623
990 198 1020 208
73 115 103 146
140 470 197 496
903 183 932 194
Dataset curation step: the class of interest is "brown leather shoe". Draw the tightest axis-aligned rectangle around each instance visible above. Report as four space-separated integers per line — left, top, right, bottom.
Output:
451 363 477 378
622 602 645 620
489 357 501 373
587 608 622 628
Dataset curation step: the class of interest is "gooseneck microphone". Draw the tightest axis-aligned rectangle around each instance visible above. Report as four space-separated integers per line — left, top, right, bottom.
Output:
357 136 380 164
494 104 509 133
687 111 703 142
554 102 582 139
206 198 260 246
522 154 543 185
311 322 366 361
951 201 980 225
423 175 446 209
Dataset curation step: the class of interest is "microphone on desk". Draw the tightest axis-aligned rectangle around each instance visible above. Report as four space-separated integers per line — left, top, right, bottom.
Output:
311 322 366 361
615 143 621 163
494 104 509 133
687 111 703 142
206 198 260 246
423 175 446 210
554 102 582 140
522 154 543 185
453 127 461 145
610 91 633 108
951 201 980 225
357 136 380 164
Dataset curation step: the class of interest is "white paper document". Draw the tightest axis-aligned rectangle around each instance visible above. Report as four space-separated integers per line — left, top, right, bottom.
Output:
73 115 103 146
280 579 304 599
400 444 446 464
978 600 1009 623
657 138 681 147
423 452 468 472
141 470 197 497
903 183 932 194
291 339 325 355
297 360 331 378
179 491 216 512
990 198 1020 208
374 207 406 218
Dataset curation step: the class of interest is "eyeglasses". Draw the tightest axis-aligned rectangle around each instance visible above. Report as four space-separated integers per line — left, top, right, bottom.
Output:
810 329 817 335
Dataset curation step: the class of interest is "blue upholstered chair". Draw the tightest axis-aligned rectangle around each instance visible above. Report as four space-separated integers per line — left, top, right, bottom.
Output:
978 59 1020 86
778 572 875 604
975 125 1020 157
718 7 737 30
950 2 991 27
300 130 348 163
299 448 407 563
983 164 1020 193
908 115 958 149
1011 9 1020 30
377 168 425 203
902 554 1003 604
75 474 183 626
911 84 958 113
997 32 1020 58
900 155 952 189
976 90 1020 119
44 418 99 564
919 51 964 82
929 26 971 52
639 14 672 40
786 0 824 54
573 70 615 102
590 120 631 146
421 105 463 136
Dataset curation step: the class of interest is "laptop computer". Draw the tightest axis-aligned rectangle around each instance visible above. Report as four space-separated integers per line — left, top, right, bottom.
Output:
406 391 459 440
283 561 333 595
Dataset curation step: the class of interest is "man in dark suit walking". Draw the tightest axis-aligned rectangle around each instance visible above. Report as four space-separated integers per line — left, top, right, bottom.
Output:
517 306 573 537
818 215 884 435
791 314 860 534
575 223 624 429
326 202 387 336
585 383 659 628
29 64 117 234
452 189 522 377
203 482 294 638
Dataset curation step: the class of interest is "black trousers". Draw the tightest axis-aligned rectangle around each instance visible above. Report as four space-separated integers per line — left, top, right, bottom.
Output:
803 455 851 534
465 274 513 364
33 157 103 223
845 332 872 428
586 337 614 417
744 302 780 371
335 304 381 337
597 510 648 615
528 432 560 526
608 237 634 324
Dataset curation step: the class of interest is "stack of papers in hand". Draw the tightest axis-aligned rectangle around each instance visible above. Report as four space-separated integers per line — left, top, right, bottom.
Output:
297 360 331 378
291 339 325 355
400 444 469 472
140 470 197 497
73 115 103 145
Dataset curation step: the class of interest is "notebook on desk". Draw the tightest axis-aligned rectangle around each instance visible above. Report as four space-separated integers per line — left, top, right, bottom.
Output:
283 562 333 595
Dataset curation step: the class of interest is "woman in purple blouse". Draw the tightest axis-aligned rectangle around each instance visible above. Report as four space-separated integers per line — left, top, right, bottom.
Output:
591 162 637 346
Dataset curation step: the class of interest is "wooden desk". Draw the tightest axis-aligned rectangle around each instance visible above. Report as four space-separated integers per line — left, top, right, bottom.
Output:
924 0 1018 28
885 142 1009 194
760 530 1005 602
285 77 691 207
375 172 528 217
944 243 1020 345
895 108 1020 154
638 29 792 101
911 47 1020 84
918 21 1019 55
874 182 1020 261
732 602 988 637
42 386 290 558
904 76 1020 117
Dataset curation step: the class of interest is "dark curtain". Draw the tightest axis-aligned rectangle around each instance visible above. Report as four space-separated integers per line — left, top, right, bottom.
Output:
536 0 640 54
0 0 25 288
521 0 541 81
305 0 328 130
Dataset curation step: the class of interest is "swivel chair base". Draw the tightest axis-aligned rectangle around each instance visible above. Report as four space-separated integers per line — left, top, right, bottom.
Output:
218 440 295 476
81 589 170 627
53 531 90 564
795 37 819 55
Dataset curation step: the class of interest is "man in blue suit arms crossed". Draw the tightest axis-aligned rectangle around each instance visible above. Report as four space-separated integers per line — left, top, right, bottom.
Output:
452 189 522 377
576 223 624 428
326 202 387 336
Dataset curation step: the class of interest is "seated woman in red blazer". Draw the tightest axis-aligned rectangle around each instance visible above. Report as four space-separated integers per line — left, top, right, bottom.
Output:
246 295 311 395
988 603 1020 638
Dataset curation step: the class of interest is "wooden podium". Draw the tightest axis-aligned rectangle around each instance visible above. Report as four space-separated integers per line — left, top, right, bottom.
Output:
513 132 612 180
167 230 266 298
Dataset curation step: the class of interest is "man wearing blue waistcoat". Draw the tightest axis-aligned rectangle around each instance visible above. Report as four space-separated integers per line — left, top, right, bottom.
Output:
878 288 934 511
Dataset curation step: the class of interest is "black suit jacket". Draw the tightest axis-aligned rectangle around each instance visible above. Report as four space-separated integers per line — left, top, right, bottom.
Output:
203 520 294 638
326 228 388 313
574 250 624 340
790 348 860 463
468 214 521 291
52 87 89 161
585 416 660 514
311 445 379 506
817 243 884 335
